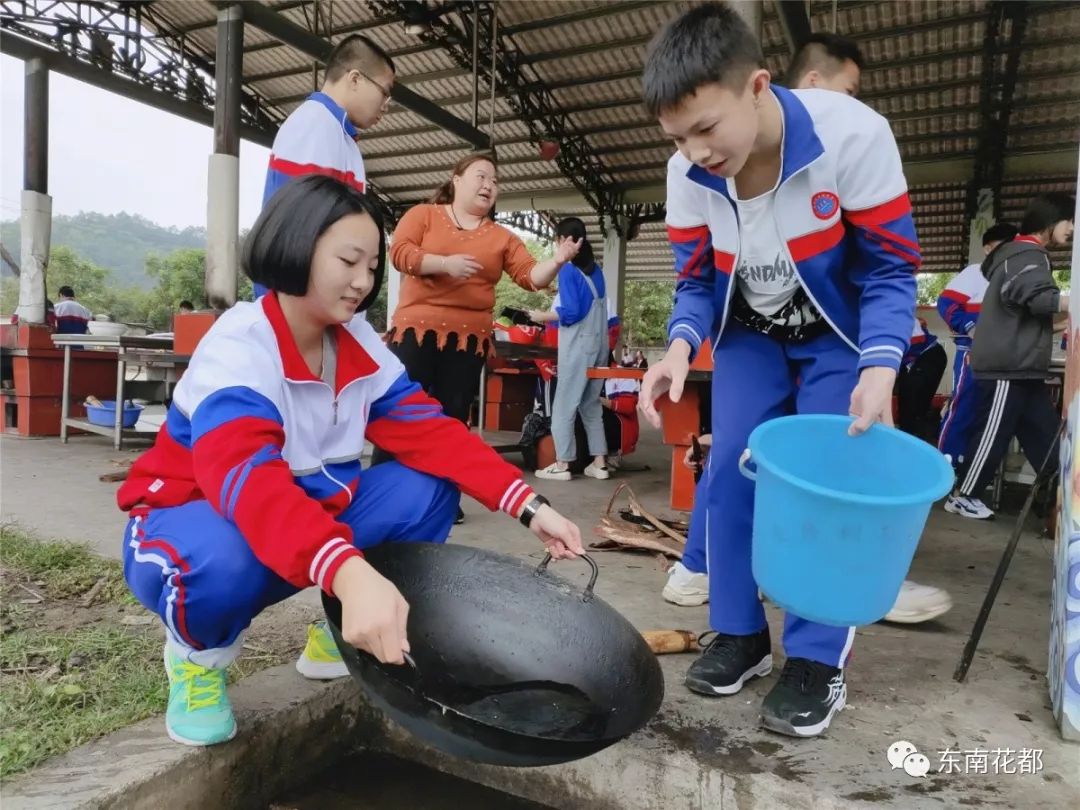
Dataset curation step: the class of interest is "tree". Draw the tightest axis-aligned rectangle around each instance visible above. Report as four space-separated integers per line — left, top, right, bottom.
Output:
493 237 557 315
45 245 111 310
485 232 675 346
1 212 205 289
366 277 389 333
918 267 1070 308
1 278 18 316
143 248 252 329
621 280 674 347
917 272 951 306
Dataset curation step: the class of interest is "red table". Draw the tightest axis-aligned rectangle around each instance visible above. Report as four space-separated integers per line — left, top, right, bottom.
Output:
587 365 711 511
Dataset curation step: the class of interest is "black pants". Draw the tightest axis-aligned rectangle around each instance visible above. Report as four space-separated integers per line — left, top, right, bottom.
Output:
896 343 947 440
955 377 1061 497
371 329 485 465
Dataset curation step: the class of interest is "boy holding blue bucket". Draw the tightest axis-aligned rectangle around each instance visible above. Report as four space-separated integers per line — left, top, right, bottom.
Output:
640 3 919 737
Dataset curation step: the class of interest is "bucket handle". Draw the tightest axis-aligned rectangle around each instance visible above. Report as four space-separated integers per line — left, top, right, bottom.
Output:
536 553 598 603
738 448 757 481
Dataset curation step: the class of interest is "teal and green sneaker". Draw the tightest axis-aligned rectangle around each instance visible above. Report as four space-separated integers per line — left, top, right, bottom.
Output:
164 647 236 746
295 620 348 680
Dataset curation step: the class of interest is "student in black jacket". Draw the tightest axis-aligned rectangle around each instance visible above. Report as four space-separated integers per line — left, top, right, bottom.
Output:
945 192 1074 520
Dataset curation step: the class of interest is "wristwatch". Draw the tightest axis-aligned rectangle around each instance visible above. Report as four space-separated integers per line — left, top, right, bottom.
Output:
519 494 550 528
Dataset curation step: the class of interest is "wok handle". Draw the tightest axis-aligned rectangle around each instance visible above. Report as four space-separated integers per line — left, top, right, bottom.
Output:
536 552 599 603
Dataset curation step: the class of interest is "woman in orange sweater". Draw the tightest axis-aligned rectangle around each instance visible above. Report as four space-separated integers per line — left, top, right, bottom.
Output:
383 153 579 516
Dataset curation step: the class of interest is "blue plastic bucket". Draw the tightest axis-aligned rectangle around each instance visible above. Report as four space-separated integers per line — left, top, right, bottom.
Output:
740 414 954 626
85 400 143 429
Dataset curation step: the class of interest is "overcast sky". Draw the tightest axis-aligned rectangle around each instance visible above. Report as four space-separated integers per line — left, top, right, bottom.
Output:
1 54 271 230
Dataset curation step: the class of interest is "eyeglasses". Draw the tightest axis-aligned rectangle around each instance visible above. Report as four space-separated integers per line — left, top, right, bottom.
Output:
355 69 392 103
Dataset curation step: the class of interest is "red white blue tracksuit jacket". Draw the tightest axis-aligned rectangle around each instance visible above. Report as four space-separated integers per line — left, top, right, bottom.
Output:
666 86 919 372
117 293 535 597
903 317 940 368
937 263 986 352
256 92 367 299
664 87 920 667
53 299 91 334
936 263 988 462
262 92 366 205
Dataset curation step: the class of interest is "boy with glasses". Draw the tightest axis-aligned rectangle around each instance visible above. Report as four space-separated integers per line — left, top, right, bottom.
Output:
256 34 395 297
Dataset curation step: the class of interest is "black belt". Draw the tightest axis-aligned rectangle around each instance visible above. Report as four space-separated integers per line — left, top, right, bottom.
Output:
729 289 832 344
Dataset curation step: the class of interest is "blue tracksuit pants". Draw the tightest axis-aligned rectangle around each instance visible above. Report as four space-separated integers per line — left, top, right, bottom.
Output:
681 466 710 574
938 345 977 466
703 322 858 668
123 461 459 668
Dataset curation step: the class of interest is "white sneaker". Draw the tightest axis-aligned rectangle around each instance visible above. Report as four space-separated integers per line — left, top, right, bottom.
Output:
883 580 953 624
662 561 709 606
944 494 994 520
584 462 611 480
535 463 571 481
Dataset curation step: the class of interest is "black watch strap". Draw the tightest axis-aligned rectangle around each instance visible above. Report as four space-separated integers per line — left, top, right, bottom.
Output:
519 494 550 528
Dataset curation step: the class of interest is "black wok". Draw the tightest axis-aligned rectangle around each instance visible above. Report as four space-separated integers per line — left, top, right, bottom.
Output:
322 542 664 767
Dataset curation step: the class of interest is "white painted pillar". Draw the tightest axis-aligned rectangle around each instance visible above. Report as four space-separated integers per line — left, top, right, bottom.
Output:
17 58 49 324
17 191 50 324
205 154 240 308
386 258 402 327
603 225 627 323
205 4 243 309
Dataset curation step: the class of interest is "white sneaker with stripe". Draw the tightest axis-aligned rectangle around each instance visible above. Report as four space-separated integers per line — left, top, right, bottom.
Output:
944 494 994 520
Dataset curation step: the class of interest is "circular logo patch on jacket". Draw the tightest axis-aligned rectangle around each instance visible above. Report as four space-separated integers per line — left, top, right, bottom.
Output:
811 192 840 220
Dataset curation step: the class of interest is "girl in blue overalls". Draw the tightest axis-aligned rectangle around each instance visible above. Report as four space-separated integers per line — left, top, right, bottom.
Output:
536 218 610 482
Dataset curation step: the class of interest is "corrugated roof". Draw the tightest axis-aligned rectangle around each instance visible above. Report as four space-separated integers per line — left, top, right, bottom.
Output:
134 0 1079 277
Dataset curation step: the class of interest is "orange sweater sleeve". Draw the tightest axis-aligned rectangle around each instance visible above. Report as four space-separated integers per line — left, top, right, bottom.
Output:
503 231 540 291
389 205 432 275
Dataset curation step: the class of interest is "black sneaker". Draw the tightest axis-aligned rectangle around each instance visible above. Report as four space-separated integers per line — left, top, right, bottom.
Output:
760 657 846 738
454 507 465 525
684 629 772 696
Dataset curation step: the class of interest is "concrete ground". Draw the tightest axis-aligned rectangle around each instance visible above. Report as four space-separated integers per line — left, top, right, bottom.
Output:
2 429 1078 808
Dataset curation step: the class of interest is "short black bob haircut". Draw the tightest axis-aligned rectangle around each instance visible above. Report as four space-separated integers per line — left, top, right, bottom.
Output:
643 2 764 117
981 222 1018 246
243 175 385 310
1020 192 1075 236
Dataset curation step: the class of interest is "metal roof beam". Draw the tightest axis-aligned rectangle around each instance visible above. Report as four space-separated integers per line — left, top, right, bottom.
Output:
518 32 652 66
238 4 1073 90
240 2 669 63
774 0 813 56
174 1 309 34
240 10 422 56
0 30 276 147
501 2 654 36
252 28 654 92
360 116 1073 171
491 147 1079 214
231 0 490 149
971 2 1031 205
860 66 1080 103
369 1 625 231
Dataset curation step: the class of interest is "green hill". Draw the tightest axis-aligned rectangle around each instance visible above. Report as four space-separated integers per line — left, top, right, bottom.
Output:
0 212 205 289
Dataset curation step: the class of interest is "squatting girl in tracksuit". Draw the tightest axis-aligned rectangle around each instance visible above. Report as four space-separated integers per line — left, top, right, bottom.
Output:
116 176 584 747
